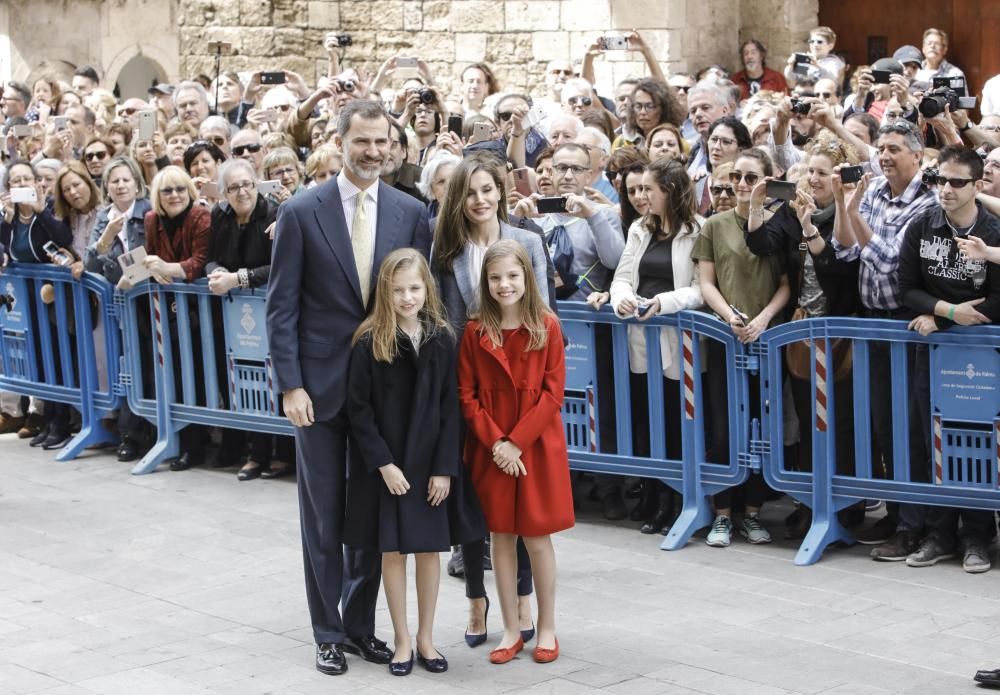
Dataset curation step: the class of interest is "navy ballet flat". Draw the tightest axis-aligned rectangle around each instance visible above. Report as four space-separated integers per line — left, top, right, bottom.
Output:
464 595 490 647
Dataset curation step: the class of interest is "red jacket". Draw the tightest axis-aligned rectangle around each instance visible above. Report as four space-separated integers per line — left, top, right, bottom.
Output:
732 67 788 100
457 314 574 536
144 204 211 281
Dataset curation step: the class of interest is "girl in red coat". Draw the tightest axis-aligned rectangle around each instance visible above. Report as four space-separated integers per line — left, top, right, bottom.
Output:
458 239 574 665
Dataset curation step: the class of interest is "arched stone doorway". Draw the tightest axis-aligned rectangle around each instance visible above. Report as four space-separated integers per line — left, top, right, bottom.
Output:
112 54 167 100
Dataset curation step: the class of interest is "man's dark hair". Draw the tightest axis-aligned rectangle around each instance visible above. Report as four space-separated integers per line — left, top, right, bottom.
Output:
741 39 768 66
66 104 97 128
708 116 753 151
388 119 408 151
336 100 388 138
5 81 31 105
844 112 879 144
73 65 100 83
938 144 984 180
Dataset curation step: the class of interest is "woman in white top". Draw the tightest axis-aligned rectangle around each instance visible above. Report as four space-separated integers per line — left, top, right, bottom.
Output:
609 158 704 535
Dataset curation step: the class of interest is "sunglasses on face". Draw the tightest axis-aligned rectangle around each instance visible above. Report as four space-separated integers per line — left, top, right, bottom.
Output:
674 85 692 93
84 150 108 161
927 175 979 188
496 111 514 121
232 144 262 156
118 107 138 116
567 96 592 107
728 171 760 186
161 186 188 196
710 184 735 196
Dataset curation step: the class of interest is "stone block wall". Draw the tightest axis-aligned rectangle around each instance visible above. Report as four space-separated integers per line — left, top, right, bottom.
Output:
178 0 817 98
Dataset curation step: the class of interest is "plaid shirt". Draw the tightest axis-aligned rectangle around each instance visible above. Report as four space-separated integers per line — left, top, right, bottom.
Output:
833 172 936 310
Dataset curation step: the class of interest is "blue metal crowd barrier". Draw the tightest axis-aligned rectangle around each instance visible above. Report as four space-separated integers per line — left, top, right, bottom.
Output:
757 317 1000 566
0 266 120 459
118 280 293 474
557 303 752 551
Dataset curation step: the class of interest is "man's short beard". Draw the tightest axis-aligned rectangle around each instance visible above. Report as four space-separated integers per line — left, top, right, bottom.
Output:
344 152 382 180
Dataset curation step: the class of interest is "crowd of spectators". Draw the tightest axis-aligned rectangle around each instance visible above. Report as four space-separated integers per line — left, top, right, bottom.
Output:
1 25 999 578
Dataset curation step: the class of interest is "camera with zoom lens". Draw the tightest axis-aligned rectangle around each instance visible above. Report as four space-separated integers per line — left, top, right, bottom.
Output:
918 88 959 119
334 79 355 93
921 167 939 186
790 98 812 115
417 87 435 105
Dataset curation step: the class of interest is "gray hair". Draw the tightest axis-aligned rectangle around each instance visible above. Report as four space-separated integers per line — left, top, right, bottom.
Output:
336 100 389 138
578 126 611 156
688 83 732 109
877 120 924 153
416 152 461 198
36 158 63 174
561 77 594 102
199 115 234 138
217 158 258 193
172 80 209 109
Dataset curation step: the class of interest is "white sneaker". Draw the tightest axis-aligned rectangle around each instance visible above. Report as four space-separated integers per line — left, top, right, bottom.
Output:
706 515 732 547
740 513 772 544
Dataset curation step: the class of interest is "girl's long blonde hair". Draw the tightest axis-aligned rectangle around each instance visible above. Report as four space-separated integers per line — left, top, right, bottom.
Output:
474 240 552 351
352 248 452 363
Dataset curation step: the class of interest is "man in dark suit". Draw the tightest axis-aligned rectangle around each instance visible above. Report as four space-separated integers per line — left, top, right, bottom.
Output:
266 99 432 676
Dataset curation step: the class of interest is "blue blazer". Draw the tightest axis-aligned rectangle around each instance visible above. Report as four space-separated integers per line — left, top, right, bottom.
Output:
266 178 431 422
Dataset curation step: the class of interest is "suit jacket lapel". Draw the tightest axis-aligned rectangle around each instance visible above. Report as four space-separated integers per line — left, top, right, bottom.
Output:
454 246 476 312
314 180 363 305
372 182 403 299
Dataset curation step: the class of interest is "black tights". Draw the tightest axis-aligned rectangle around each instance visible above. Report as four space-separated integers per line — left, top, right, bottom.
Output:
463 536 533 599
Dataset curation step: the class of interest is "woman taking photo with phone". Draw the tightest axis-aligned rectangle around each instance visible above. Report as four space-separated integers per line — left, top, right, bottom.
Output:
692 149 789 548
744 132 862 537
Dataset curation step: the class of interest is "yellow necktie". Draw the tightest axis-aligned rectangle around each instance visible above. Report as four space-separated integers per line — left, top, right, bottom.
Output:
352 190 372 305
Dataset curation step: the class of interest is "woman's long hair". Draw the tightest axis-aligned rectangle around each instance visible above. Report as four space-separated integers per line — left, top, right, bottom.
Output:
641 158 698 240
433 152 509 273
474 240 552 351
625 78 686 135
352 248 452 364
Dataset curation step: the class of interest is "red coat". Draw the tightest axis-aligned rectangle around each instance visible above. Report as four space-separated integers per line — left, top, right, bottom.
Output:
457 314 574 536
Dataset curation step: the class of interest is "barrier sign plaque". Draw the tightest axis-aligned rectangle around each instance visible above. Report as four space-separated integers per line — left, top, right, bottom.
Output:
930 344 1000 423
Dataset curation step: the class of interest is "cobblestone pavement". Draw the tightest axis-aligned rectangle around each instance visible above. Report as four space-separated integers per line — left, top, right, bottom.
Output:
1 434 995 694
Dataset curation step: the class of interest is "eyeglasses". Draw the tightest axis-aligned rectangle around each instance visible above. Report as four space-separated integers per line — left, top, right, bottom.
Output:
926 174 979 188
118 107 138 116
414 107 435 116
566 96 592 107
553 163 589 176
226 181 255 195
817 91 835 99
728 171 761 186
710 184 735 196
84 150 109 162
232 144 262 156
632 102 658 112
708 135 737 147
496 111 514 121
271 167 297 178
161 186 188 196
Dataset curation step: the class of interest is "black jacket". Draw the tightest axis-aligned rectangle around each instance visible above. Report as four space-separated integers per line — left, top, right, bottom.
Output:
0 202 72 264
744 202 860 317
344 329 485 553
898 203 1000 328
206 194 276 287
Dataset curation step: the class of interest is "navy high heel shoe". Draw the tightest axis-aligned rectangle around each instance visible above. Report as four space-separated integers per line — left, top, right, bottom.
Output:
464 596 490 647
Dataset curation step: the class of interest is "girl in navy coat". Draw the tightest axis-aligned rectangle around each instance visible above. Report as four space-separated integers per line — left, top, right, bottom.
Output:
346 248 482 676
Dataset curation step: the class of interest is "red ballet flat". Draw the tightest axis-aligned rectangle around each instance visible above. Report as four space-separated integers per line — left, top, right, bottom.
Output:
533 638 559 663
488 637 524 664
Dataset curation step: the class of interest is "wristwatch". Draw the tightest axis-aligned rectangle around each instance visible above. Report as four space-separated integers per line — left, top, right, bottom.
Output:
803 230 821 242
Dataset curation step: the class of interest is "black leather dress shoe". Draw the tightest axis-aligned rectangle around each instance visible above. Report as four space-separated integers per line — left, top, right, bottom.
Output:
169 452 203 472
117 437 141 463
975 668 1000 688
41 428 71 450
416 649 448 673
389 651 413 676
315 643 347 675
343 634 393 664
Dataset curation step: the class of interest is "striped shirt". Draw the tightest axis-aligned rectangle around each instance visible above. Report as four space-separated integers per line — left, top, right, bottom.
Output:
832 172 936 311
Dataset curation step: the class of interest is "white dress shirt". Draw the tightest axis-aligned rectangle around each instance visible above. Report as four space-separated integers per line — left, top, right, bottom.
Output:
337 169 379 269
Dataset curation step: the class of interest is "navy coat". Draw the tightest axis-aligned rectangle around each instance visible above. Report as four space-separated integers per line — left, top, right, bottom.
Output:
345 328 485 553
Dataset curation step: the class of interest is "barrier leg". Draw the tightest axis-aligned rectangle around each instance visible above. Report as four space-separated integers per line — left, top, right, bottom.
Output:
56 411 118 462
131 289 179 475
